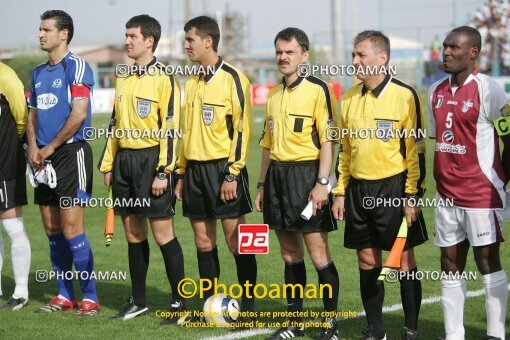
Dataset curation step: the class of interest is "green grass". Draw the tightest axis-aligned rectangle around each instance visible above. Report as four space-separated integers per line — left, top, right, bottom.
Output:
0 107 508 339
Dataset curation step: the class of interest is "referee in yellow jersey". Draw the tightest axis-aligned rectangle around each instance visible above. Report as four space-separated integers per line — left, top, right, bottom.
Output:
0 61 31 310
98 15 186 321
331 31 427 340
255 28 339 340
174 16 256 322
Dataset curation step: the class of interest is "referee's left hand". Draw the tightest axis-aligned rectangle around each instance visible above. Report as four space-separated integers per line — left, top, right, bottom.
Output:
309 184 329 216
220 181 237 204
403 204 417 227
152 177 168 197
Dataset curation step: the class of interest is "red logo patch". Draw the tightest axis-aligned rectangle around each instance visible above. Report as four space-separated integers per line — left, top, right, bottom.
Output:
238 224 269 254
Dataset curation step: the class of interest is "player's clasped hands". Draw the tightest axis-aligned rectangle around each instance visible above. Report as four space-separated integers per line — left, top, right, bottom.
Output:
28 144 55 167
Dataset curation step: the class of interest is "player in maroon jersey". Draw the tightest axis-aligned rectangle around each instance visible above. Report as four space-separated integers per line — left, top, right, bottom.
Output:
429 26 509 340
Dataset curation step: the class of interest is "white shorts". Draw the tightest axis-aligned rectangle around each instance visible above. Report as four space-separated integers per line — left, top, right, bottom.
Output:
434 197 504 247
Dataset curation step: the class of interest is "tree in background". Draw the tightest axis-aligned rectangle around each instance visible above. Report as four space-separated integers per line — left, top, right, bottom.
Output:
7 55 46 91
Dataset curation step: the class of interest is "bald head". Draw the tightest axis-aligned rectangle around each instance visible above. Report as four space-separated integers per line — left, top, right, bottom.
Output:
450 26 482 52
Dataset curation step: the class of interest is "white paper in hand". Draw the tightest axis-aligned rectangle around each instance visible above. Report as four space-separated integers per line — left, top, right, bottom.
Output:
301 174 338 220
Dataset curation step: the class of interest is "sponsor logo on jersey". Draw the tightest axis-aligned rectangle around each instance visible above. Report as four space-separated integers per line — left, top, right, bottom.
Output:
52 78 63 88
136 98 151 118
441 130 454 144
447 100 458 105
477 232 489 238
436 130 466 154
202 106 214 125
35 82 41 89
37 93 58 110
462 99 473 113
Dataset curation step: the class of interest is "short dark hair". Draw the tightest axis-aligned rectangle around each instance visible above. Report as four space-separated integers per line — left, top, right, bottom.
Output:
126 15 161 52
274 27 309 52
40 10 74 44
184 16 220 52
451 26 482 52
353 30 391 59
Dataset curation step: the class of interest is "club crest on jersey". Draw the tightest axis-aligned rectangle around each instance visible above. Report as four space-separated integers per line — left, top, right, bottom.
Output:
202 106 214 125
268 116 274 133
137 99 151 117
461 99 473 113
52 78 63 88
435 95 444 108
441 130 454 144
376 120 392 142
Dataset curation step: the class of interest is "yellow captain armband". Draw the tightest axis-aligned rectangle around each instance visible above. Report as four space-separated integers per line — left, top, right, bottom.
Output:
494 116 510 136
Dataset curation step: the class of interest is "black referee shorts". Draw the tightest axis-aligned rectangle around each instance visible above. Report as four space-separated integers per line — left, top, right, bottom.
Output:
112 146 175 218
344 172 428 251
263 160 337 233
35 142 93 206
182 158 252 219
0 142 27 210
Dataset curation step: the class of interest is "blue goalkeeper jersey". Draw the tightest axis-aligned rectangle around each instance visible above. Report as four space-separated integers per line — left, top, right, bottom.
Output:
28 51 94 146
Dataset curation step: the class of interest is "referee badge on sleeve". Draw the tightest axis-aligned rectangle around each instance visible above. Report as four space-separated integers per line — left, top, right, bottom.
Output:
137 99 151 117
268 116 274 133
202 106 214 125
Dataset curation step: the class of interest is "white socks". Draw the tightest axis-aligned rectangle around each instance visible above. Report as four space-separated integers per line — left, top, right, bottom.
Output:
482 270 508 339
441 277 467 340
2 218 31 300
441 271 508 340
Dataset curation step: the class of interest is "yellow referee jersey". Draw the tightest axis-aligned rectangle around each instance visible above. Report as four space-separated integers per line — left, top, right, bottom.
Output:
332 75 426 196
175 57 252 177
98 58 181 174
259 75 338 161
0 61 27 139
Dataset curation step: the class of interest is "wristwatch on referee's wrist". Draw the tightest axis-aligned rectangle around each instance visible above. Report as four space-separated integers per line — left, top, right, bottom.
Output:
156 172 168 180
224 173 236 182
404 194 419 204
316 177 329 185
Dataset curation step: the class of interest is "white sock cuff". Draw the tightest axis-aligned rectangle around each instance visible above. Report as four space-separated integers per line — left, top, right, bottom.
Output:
441 277 467 288
2 217 24 235
482 270 508 288
14 277 28 285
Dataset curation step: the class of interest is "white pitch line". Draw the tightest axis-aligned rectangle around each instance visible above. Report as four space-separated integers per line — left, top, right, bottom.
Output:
203 284 510 340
